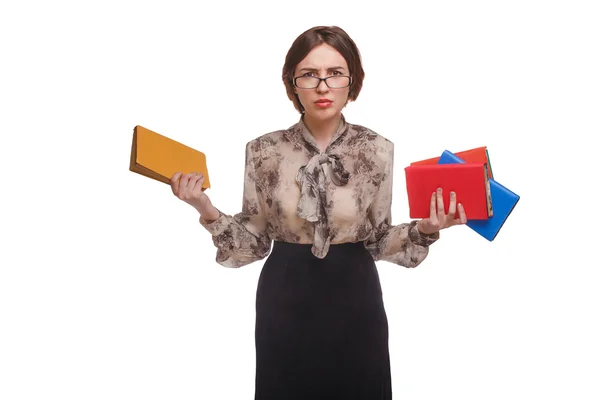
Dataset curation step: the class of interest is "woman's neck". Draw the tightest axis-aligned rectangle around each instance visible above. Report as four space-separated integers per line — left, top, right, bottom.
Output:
302 113 342 152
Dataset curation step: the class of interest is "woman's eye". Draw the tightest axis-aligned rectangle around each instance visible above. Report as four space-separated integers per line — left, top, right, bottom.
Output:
331 71 342 75
304 72 317 77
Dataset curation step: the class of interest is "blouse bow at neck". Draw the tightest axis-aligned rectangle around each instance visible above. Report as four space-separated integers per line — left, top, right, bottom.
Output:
290 116 351 259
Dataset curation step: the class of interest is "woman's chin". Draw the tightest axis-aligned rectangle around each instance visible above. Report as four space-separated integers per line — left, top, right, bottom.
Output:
305 106 341 120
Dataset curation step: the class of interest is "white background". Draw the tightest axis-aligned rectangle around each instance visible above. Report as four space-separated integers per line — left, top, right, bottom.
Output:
1 0 599 399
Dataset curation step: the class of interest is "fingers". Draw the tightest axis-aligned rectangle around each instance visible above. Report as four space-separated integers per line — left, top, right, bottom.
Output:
425 188 467 229
192 173 206 195
178 173 193 198
171 172 203 200
170 171 182 195
447 191 457 221
429 191 437 223
436 187 445 216
458 203 467 224
183 173 202 199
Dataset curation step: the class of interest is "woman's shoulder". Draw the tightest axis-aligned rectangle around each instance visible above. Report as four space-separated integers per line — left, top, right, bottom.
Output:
345 121 395 153
244 127 290 154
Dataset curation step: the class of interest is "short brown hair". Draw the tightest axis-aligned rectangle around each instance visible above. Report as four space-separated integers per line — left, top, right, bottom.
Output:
282 26 365 114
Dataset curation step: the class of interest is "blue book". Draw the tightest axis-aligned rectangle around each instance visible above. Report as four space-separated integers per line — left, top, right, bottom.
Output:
438 150 520 241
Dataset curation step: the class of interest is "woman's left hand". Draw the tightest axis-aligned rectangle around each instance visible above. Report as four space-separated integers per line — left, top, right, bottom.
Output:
417 188 467 235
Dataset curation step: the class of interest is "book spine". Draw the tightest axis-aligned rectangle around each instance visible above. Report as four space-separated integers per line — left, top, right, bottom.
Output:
484 164 493 217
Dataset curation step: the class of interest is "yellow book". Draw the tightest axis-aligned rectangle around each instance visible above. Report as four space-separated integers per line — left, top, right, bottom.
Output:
129 125 210 188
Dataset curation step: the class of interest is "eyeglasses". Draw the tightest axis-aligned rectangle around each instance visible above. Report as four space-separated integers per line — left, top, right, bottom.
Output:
293 75 352 89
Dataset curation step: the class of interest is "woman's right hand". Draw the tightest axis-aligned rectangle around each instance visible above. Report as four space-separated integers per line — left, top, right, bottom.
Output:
170 172 220 221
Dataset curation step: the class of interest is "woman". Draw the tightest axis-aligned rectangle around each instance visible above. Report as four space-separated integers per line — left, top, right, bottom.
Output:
170 25 466 399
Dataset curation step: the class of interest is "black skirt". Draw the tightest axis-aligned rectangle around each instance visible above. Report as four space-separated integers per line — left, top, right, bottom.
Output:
254 240 392 399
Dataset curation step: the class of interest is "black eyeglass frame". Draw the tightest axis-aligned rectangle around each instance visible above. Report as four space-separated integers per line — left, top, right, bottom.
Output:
293 75 353 89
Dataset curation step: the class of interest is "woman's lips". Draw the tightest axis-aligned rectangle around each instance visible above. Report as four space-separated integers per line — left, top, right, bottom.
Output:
315 99 333 108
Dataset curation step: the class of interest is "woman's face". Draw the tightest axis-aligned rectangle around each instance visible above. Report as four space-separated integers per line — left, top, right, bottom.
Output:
293 43 350 120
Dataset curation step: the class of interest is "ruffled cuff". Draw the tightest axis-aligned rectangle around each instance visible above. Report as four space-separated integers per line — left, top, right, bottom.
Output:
408 220 440 247
199 209 229 236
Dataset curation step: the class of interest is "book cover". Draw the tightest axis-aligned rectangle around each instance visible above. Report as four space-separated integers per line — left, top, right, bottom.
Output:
129 125 211 188
411 146 494 179
438 150 519 241
404 163 493 220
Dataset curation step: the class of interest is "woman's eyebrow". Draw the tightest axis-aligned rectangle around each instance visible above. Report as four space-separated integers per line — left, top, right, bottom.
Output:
298 66 346 72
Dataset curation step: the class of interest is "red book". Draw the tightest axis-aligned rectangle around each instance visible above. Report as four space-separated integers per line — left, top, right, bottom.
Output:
404 163 493 220
410 146 493 179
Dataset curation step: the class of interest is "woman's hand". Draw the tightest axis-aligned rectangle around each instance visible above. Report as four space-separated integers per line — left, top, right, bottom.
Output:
417 188 467 235
170 172 220 221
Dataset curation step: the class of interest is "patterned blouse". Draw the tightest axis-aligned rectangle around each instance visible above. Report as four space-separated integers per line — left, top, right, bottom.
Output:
199 114 440 268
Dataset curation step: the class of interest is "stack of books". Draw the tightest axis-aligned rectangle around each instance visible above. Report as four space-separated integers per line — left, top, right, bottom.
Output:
404 146 519 241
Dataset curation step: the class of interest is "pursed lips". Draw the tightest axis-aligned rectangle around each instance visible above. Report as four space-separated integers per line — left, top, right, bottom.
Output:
315 98 333 108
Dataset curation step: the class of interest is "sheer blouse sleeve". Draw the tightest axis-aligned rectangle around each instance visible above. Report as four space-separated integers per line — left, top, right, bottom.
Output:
364 142 440 268
199 140 272 268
